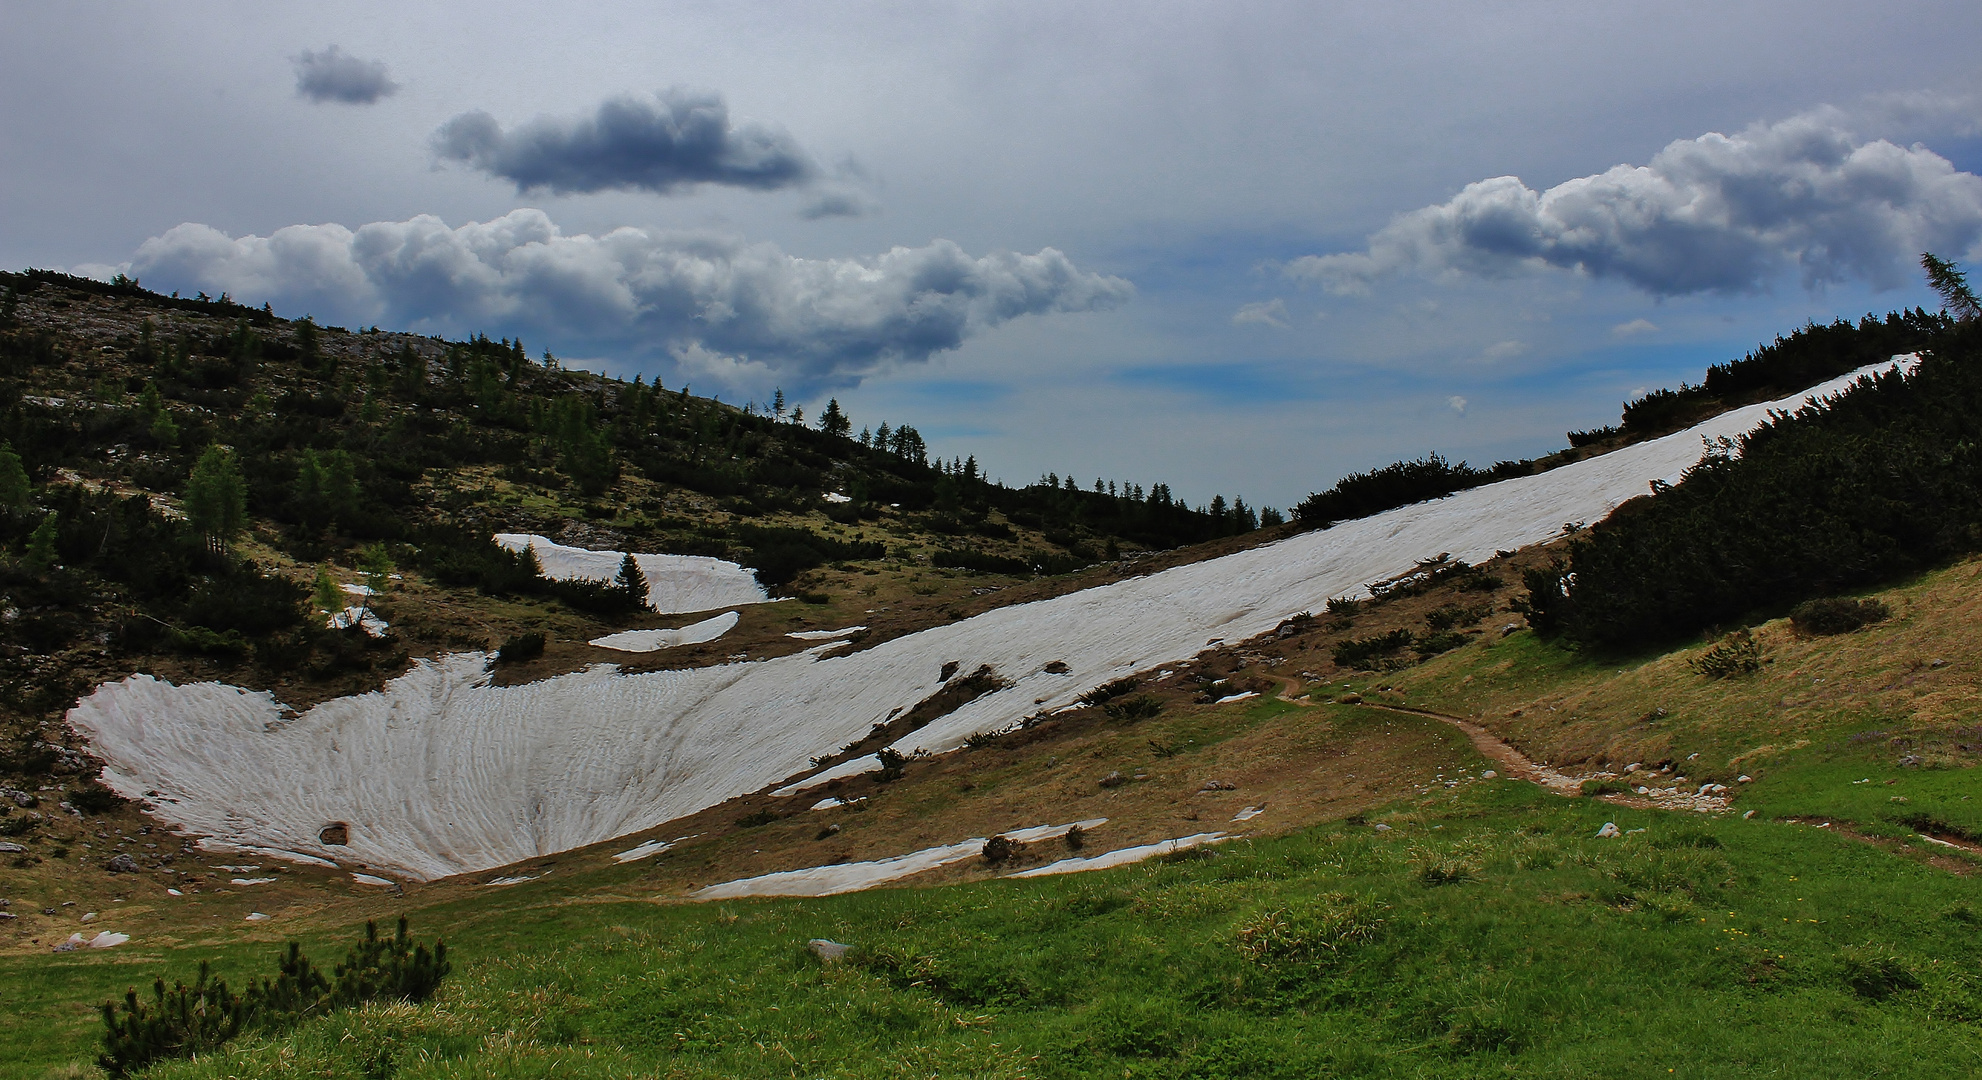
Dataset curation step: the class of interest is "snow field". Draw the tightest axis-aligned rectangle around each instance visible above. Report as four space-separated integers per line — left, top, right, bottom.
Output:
1008 832 1231 878
67 363 1909 881
495 533 769 613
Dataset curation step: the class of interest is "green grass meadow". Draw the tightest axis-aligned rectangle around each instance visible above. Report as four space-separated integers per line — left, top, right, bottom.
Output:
9 778 1981 1079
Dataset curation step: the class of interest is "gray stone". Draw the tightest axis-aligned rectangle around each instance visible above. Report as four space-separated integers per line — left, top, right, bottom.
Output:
1595 822 1622 838
1742 810 1756 819
808 938 850 962
0 842 24 854
103 853 139 874
1372 823 1392 832
1199 779 1236 792
1480 770 1497 779
1099 771 1126 789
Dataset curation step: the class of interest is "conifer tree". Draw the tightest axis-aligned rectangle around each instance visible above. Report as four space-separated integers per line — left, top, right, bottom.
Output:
1922 252 1980 321
311 565 344 619
0 443 28 508
25 512 59 569
183 445 247 553
613 552 650 610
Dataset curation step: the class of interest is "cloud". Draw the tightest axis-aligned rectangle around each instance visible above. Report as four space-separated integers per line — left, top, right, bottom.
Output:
117 209 1134 387
1475 340 1527 363
800 189 878 219
293 46 398 105
1446 395 1468 416
1611 317 1658 337
434 88 815 196
1286 110 1982 297
1231 298 1290 328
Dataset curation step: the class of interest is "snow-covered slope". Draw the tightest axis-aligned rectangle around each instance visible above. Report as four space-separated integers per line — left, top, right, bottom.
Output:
66 363 1907 880
495 533 768 613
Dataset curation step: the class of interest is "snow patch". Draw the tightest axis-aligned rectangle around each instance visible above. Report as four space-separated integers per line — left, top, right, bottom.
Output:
495 533 768 614
787 625 866 640
590 611 738 652
693 819 1107 899
1010 832 1230 878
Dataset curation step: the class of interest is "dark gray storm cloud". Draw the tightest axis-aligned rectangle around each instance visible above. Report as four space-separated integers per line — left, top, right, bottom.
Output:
799 190 876 219
433 89 815 196
1289 110 1982 297
292 45 398 105
113 210 1133 387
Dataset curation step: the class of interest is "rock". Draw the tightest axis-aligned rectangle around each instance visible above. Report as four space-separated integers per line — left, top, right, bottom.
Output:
1930 658 1948 668
103 853 139 874
1099 771 1126 789
808 938 850 961
0 842 23 854
1199 779 1237 792
1698 783 1728 795
1338 693 1362 704
81 912 97 923
1372 823 1392 832
1500 623 1521 637
1899 754 1924 768
1480 770 1497 779
1 788 35 808
1624 762 1643 773
1595 822 1622 838
814 824 841 840
1742 810 1756 819
52 934 82 952
1737 774 1753 783
244 912 270 921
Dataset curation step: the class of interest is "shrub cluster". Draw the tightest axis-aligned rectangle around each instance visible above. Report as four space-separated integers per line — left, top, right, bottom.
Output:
1789 596 1891 636
99 918 448 1077
1523 319 1982 647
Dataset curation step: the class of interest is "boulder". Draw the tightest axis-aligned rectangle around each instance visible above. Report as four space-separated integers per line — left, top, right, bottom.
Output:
1099 771 1126 789
103 853 139 874
1199 779 1237 792
1595 822 1622 838
808 939 850 962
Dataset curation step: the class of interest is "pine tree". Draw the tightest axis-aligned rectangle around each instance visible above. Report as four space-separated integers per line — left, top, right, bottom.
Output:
183 445 247 553
772 387 786 421
311 565 344 619
1922 252 1980 321
358 544 395 617
819 398 851 437
613 552 650 611
0 443 29 508
25 512 59 569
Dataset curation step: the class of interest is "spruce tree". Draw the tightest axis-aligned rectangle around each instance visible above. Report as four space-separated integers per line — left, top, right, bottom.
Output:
183 445 248 553
1922 252 1980 321
0 443 29 508
25 512 59 569
613 552 650 611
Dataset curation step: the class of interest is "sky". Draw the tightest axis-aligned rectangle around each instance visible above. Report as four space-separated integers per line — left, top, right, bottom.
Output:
5 2 1982 511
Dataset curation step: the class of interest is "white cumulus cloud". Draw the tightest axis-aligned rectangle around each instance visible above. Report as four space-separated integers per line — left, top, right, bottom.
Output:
1446 395 1468 415
1286 110 1982 297
117 210 1133 387
1611 318 1659 337
1232 298 1290 328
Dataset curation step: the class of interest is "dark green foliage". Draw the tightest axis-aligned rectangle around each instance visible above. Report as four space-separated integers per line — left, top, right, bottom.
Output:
1566 424 1620 447
1690 632 1762 678
327 918 451 1009
496 631 546 664
1334 629 1415 670
1077 677 1140 707
183 444 248 551
1528 322 1982 646
97 919 448 1077
613 552 649 609
735 524 885 589
1839 944 1921 1000
180 569 307 638
1102 695 1163 722
1789 596 1891 636
98 962 248 1078
874 747 908 783
1922 252 1980 322
736 809 779 828
933 549 1031 575
1294 453 1530 530
1413 630 1469 658
67 780 124 815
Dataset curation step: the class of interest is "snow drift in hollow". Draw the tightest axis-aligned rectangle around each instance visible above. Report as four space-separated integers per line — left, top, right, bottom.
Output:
495 533 768 613
66 362 1909 880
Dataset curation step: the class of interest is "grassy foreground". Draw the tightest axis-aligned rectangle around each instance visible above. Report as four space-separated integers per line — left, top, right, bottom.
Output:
8 771 1981 1079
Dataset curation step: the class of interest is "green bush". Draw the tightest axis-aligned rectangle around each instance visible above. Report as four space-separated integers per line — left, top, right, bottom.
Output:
1690 632 1762 678
97 919 448 1077
1102 695 1163 722
495 631 546 664
1334 629 1415 670
1789 596 1891 635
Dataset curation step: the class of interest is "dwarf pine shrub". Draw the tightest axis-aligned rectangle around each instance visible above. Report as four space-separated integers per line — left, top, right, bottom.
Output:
1789 596 1891 635
1690 631 1762 678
